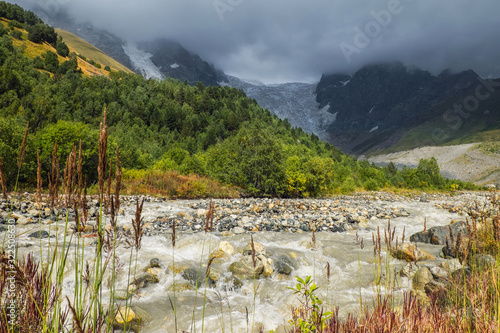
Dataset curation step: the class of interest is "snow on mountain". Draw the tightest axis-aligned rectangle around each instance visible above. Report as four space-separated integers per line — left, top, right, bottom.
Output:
170 63 180 69
226 76 334 140
122 42 163 80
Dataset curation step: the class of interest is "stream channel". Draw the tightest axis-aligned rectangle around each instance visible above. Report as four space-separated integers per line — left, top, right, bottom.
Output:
7 192 484 332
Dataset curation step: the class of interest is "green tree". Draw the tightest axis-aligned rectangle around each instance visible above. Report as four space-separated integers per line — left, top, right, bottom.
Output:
55 37 69 57
9 29 21 40
44 50 59 73
36 121 100 182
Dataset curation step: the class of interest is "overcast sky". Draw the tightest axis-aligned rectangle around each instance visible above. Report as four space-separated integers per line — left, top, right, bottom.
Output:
14 0 500 84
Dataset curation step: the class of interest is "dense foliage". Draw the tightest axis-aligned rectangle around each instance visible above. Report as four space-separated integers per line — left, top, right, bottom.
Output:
0 2 478 197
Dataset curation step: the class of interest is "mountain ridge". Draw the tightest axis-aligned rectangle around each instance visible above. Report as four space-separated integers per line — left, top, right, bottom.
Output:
22 4 499 159
316 62 500 155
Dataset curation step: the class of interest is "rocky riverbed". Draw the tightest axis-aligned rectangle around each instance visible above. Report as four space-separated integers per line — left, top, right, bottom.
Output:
0 191 497 332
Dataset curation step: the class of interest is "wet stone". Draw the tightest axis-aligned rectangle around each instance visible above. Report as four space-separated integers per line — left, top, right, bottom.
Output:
28 230 49 239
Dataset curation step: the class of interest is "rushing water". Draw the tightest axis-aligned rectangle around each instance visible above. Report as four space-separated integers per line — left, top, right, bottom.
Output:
11 197 469 332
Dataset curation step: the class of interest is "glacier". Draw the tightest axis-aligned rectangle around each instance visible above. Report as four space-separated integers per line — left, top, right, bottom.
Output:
122 42 163 80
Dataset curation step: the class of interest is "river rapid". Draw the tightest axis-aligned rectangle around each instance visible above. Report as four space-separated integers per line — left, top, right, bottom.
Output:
3 192 490 332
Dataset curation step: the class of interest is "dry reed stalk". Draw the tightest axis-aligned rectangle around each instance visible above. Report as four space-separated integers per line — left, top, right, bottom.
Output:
98 107 108 204
130 197 145 250
114 146 121 214
50 142 59 208
74 200 82 233
325 262 331 282
206 256 215 277
311 229 316 249
171 219 176 248
0 252 69 331
423 218 427 233
250 234 256 268
36 150 42 204
77 139 83 202
204 199 215 232
62 156 68 203
110 195 116 231
106 156 112 213
493 216 500 241
384 229 389 250
455 231 463 264
377 226 381 256
82 176 88 224
0 156 7 200
16 121 29 170
65 145 77 207
209 199 214 231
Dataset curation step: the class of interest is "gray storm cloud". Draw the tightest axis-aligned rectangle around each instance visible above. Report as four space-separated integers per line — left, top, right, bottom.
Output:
13 0 500 83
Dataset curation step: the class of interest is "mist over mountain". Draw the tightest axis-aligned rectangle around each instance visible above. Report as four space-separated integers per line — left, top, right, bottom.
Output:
12 0 500 84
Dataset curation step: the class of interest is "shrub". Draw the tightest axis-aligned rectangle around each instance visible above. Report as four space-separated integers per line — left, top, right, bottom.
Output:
7 19 22 29
32 55 44 69
43 50 59 73
58 58 78 75
9 29 22 40
55 38 69 57
364 178 380 191
340 177 356 194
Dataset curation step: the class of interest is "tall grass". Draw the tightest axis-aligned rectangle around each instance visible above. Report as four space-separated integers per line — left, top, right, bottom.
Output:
290 190 500 333
0 108 144 332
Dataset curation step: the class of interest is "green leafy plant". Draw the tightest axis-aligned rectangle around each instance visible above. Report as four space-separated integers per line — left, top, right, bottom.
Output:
287 276 332 332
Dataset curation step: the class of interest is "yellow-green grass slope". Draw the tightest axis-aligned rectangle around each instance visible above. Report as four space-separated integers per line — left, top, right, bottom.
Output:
1 18 132 78
55 28 133 74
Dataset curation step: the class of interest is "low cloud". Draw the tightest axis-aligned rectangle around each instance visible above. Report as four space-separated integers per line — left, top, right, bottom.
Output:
14 0 500 83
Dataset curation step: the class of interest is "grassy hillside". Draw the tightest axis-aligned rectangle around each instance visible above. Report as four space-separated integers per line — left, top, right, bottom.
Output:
55 28 133 74
0 17 119 78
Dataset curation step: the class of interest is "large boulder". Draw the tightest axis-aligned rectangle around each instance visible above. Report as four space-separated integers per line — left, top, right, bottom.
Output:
412 267 433 290
112 306 149 332
274 254 298 276
243 241 266 256
209 249 230 264
399 263 420 278
229 256 264 280
133 272 159 289
181 267 216 288
219 241 235 255
28 230 49 239
410 221 467 245
391 243 435 262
